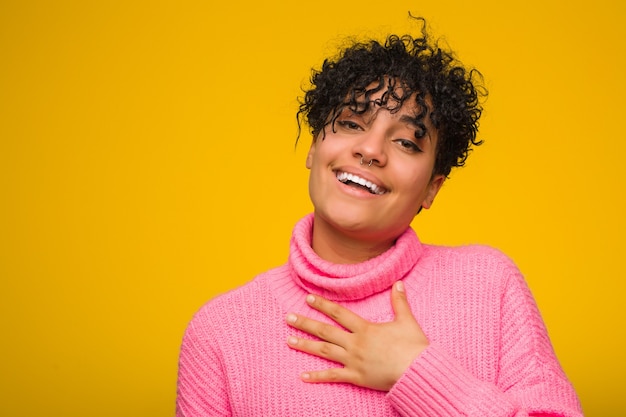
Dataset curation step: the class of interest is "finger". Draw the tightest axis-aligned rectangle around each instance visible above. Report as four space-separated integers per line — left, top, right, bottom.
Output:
286 313 348 346
305 294 365 332
286 336 347 363
299 367 355 385
391 281 415 322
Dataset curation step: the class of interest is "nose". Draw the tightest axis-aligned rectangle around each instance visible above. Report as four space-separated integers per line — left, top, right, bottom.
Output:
352 128 387 167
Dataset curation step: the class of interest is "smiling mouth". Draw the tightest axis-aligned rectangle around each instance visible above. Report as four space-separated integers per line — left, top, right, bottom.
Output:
336 171 387 195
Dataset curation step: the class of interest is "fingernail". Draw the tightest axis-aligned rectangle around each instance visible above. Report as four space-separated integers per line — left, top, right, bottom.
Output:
396 281 404 292
286 314 297 324
301 372 310 380
287 336 298 345
306 294 315 304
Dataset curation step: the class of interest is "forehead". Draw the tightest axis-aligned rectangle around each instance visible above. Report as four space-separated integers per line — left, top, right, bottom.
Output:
344 93 427 125
345 77 428 116
338 78 438 141
340 100 422 130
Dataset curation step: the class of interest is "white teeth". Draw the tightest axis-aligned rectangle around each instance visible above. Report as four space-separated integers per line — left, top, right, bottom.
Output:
336 172 386 195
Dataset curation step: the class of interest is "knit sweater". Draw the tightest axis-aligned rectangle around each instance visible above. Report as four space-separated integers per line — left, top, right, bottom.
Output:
176 214 583 416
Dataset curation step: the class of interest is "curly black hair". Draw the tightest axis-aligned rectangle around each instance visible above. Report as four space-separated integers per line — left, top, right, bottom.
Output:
297 18 486 178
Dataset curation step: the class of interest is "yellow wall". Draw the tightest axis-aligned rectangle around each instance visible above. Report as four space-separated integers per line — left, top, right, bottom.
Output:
1 1 624 415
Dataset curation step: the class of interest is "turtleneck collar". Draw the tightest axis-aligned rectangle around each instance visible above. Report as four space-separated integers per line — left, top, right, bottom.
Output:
288 214 423 301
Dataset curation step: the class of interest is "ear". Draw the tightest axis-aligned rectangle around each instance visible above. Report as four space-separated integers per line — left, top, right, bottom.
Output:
305 141 316 169
421 174 445 210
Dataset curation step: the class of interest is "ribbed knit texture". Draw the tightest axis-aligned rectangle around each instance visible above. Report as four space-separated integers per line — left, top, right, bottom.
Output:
176 214 583 416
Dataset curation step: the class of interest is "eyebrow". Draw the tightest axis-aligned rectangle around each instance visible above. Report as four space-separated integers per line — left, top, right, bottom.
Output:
341 104 432 142
399 115 432 142
399 114 420 128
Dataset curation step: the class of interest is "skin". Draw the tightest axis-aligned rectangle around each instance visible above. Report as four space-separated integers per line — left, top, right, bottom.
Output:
286 282 428 391
305 93 444 264
287 86 445 391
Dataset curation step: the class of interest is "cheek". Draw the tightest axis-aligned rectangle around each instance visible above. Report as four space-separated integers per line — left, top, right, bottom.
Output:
308 163 327 199
399 171 435 200
402 167 432 187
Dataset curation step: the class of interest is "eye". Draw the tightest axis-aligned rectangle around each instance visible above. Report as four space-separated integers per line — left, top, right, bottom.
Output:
395 138 423 153
337 120 362 130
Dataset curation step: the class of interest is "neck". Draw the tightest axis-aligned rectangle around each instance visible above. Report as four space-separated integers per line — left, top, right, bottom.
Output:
310 214 397 264
287 214 423 301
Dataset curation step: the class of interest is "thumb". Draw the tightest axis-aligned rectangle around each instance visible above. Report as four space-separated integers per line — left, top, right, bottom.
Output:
391 281 414 322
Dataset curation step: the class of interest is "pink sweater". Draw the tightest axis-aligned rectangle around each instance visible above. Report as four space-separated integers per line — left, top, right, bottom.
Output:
176 215 582 416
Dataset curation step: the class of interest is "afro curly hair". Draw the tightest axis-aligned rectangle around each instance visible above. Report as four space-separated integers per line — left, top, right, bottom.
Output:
297 18 486 178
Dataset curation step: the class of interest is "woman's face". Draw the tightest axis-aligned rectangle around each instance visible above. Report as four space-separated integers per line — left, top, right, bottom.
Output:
306 89 445 251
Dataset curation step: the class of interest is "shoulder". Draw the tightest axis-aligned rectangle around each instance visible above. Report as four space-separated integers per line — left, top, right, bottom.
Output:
182 264 289 342
415 243 523 292
423 243 520 271
196 264 288 317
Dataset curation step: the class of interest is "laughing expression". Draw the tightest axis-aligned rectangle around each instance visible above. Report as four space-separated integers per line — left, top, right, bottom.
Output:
305 87 445 261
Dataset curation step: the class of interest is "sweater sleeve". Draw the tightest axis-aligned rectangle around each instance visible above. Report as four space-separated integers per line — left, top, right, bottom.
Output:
387 268 583 417
176 312 232 417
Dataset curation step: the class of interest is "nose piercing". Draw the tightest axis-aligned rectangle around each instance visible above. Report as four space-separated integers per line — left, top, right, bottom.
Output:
360 156 374 167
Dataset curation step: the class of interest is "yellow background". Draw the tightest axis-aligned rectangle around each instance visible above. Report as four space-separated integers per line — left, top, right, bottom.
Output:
1 1 624 416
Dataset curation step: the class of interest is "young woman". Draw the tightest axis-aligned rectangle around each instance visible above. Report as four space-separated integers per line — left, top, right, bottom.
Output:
176 22 583 416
